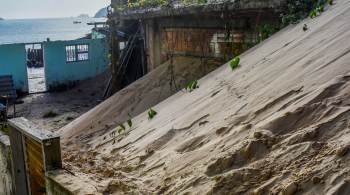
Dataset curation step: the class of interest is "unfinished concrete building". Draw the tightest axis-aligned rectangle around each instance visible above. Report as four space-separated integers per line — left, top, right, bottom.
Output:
106 0 284 94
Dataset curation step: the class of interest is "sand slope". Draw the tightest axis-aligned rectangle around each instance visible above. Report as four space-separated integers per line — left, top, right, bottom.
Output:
62 0 350 194
60 57 223 146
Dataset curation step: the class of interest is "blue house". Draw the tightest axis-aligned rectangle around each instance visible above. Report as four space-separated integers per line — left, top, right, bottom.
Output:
43 38 108 90
0 43 28 93
0 38 109 93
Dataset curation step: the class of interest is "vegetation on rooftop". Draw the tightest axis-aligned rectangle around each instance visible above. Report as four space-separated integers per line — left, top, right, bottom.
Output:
112 0 168 10
116 0 213 10
258 0 334 42
281 0 334 26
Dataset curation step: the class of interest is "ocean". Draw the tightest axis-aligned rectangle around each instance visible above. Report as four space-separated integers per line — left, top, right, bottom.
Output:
0 17 106 44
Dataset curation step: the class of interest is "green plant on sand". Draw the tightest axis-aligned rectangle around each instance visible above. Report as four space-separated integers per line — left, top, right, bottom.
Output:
229 56 240 70
148 108 157 120
185 80 199 92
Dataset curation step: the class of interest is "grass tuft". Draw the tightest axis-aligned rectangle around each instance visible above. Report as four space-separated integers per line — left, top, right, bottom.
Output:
43 110 59 118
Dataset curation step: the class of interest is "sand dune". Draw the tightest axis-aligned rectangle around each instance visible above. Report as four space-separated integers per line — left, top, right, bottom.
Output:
60 0 350 194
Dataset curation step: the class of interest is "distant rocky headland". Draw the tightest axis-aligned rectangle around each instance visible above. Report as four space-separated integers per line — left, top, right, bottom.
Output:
0 18 4 20
94 7 107 18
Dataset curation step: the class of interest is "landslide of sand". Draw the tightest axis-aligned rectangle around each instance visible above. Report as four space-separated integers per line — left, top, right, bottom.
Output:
60 56 223 146
61 1 350 194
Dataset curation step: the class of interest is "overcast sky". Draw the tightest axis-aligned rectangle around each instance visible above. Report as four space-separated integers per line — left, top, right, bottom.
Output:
0 0 110 19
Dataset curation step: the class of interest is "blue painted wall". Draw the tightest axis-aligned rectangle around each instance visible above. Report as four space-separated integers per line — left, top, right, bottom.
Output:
43 38 108 90
92 30 106 39
0 44 28 93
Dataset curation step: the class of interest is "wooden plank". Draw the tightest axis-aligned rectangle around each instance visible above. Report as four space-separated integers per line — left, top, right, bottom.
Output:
25 146 44 170
8 127 29 195
25 136 46 195
26 137 43 153
43 138 62 171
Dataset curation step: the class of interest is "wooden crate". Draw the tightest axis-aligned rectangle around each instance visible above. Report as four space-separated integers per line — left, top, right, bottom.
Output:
8 117 62 195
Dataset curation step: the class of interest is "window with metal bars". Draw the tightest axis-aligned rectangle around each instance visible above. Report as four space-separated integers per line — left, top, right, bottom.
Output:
65 44 89 62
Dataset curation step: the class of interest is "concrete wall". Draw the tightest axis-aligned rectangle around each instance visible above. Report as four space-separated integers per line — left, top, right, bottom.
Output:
0 44 28 93
142 12 280 71
0 132 14 195
43 38 108 90
145 19 162 71
46 170 98 195
46 176 73 195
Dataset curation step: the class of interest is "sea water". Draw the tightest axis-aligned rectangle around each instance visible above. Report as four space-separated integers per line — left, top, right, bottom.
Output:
0 17 106 44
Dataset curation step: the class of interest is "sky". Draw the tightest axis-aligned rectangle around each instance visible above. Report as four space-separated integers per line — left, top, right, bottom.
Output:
0 0 110 19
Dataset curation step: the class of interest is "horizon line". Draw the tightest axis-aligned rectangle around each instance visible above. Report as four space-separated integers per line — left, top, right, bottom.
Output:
1 16 107 20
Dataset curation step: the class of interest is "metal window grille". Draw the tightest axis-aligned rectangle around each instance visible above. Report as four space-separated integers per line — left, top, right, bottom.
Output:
65 44 89 62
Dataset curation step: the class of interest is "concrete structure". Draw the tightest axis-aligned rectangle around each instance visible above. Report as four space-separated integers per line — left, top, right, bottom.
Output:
7 117 62 195
0 38 108 93
111 0 285 71
0 44 28 93
0 118 94 195
0 131 14 195
43 39 108 90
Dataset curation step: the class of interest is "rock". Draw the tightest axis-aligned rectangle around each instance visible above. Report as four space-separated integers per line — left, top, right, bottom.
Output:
94 7 108 18
312 176 322 184
336 145 349 157
102 168 115 178
282 182 297 195
254 131 263 139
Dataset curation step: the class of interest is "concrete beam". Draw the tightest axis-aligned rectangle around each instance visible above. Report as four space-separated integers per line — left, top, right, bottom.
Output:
113 0 286 20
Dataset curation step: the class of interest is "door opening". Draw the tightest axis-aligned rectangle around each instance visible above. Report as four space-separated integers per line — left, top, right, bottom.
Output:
25 43 46 93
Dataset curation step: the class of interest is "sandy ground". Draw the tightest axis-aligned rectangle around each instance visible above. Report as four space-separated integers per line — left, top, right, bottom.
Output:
57 0 350 194
27 67 46 93
9 72 109 132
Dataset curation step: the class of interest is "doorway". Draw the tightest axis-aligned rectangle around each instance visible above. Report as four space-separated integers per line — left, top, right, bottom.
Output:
25 43 46 93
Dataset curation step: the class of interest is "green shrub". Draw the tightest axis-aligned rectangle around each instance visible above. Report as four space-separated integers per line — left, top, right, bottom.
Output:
229 56 240 70
259 24 280 42
185 80 199 92
127 0 168 9
281 0 333 26
182 0 207 5
127 118 132 128
303 24 308 31
127 114 133 128
148 108 157 120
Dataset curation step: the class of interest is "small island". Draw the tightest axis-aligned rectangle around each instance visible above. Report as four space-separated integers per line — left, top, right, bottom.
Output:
77 14 89 18
0 18 4 21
